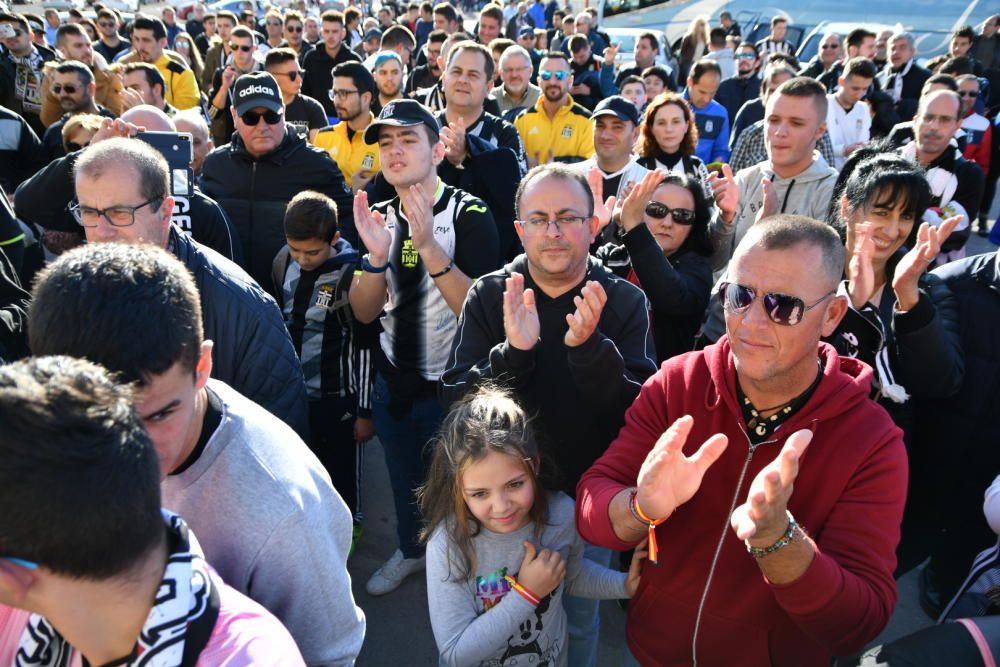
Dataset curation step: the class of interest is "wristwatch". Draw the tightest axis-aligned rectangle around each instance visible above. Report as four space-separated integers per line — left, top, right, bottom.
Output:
745 510 803 559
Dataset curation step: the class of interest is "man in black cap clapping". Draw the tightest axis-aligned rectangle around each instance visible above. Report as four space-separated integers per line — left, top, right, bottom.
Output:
576 95 649 214
349 99 500 597
201 71 355 291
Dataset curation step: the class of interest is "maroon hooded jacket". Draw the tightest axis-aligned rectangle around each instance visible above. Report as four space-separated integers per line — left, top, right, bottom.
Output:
577 337 907 666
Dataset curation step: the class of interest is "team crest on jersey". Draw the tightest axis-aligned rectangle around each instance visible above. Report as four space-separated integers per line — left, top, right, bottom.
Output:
362 153 375 170
561 125 573 139
705 120 714 133
315 284 334 310
401 239 419 268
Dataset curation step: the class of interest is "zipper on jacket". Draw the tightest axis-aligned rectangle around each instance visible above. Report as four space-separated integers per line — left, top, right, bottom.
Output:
249 161 257 232
691 429 778 666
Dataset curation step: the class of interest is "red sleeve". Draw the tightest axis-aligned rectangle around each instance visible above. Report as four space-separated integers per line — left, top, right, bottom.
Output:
575 368 670 551
768 421 907 655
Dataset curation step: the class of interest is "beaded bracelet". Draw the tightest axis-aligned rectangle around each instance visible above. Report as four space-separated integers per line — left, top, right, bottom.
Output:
504 575 540 606
629 489 667 565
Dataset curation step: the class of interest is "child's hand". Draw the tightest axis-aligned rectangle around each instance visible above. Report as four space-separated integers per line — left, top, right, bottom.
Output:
516 540 566 600
625 539 649 598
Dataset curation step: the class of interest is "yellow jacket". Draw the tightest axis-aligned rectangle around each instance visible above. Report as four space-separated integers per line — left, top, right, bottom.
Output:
118 50 201 110
313 116 380 186
513 95 594 163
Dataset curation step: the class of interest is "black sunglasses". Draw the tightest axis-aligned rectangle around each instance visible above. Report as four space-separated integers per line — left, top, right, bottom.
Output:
52 84 79 94
230 42 253 52
718 282 836 326
959 90 979 98
240 109 283 125
644 202 695 224
286 24 303 32
275 70 301 80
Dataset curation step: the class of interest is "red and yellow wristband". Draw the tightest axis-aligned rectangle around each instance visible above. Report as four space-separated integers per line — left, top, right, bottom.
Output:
504 575 541 606
629 489 667 565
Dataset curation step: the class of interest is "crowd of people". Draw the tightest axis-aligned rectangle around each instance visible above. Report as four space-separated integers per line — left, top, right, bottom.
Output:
2 0 1000 664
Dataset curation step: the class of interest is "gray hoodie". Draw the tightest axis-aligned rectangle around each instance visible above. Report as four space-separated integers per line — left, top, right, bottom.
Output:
709 154 839 272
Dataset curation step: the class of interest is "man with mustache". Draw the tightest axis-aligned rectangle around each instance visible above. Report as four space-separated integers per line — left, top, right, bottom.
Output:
441 163 656 667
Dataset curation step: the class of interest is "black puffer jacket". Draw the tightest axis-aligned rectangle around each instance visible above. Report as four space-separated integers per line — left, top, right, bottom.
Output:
170 226 308 437
200 125 354 292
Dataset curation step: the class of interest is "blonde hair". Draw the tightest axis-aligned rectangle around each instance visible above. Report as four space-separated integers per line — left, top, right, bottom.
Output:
61 113 105 153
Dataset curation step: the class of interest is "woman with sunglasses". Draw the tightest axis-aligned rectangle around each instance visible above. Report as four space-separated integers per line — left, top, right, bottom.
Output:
635 92 711 198
172 32 205 84
595 170 714 361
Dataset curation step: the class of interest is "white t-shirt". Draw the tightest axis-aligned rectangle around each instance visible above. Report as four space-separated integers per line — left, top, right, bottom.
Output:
826 93 872 170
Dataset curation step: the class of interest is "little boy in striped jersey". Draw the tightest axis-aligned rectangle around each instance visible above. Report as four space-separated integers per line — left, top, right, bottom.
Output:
273 191 377 547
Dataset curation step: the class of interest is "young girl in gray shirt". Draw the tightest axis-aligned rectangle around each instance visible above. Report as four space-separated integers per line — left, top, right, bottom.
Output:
420 386 646 667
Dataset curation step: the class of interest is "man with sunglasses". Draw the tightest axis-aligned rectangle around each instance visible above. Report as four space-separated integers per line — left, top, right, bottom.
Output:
40 60 115 160
0 11 58 136
956 74 991 175
301 10 361 119
264 47 325 141
715 42 760 126
93 8 129 63
441 162 655 667
282 10 312 63
41 23 123 127
208 25 262 145
577 214 907 666
202 71 355 286
513 51 594 165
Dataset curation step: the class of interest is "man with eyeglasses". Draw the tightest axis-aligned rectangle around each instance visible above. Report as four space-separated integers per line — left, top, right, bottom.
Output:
202 71 354 286
301 10 361 119
493 44 540 118
441 162 655 667
349 99 499 597
315 61 380 192
513 52 594 165
54 125 308 435
715 42 760 126
93 8 129 63
264 47 325 141
577 214 906 666
404 28 445 95
0 11 58 135
900 89 984 264
208 25 262 145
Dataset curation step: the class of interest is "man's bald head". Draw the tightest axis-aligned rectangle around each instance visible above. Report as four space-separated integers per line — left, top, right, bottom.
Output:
121 105 176 131
917 89 961 118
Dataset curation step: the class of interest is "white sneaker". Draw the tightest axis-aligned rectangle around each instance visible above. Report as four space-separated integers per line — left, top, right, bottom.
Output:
365 549 425 596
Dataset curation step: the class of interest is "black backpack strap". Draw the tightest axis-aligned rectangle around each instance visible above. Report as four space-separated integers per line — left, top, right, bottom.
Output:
271 246 290 309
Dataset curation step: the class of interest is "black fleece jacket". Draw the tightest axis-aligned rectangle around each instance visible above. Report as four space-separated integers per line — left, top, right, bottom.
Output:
440 254 657 495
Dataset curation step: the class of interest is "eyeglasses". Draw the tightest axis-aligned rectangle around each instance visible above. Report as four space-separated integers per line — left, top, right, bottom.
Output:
539 70 569 81
959 90 979 98
718 282 836 326
274 70 301 80
70 195 164 228
821 43 840 49
66 140 86 152
230 42 253 52
330 88 359 100
98 21 116 28
644 202 695 224
52 84 79 95
3 27 24 37
240 109 283 125
516 215 588 233
286 24 303 32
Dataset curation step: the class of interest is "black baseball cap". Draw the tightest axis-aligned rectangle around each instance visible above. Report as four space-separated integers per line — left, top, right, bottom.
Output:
232 71 283 117
363 99 440 145
591 95 640 125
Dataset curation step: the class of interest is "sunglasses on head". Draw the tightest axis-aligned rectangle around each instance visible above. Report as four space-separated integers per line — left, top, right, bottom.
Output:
718 282 836 326
540 70 568 81
241 109 283 125
52 84 79 94
644 202 695 224
230 42 253 52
